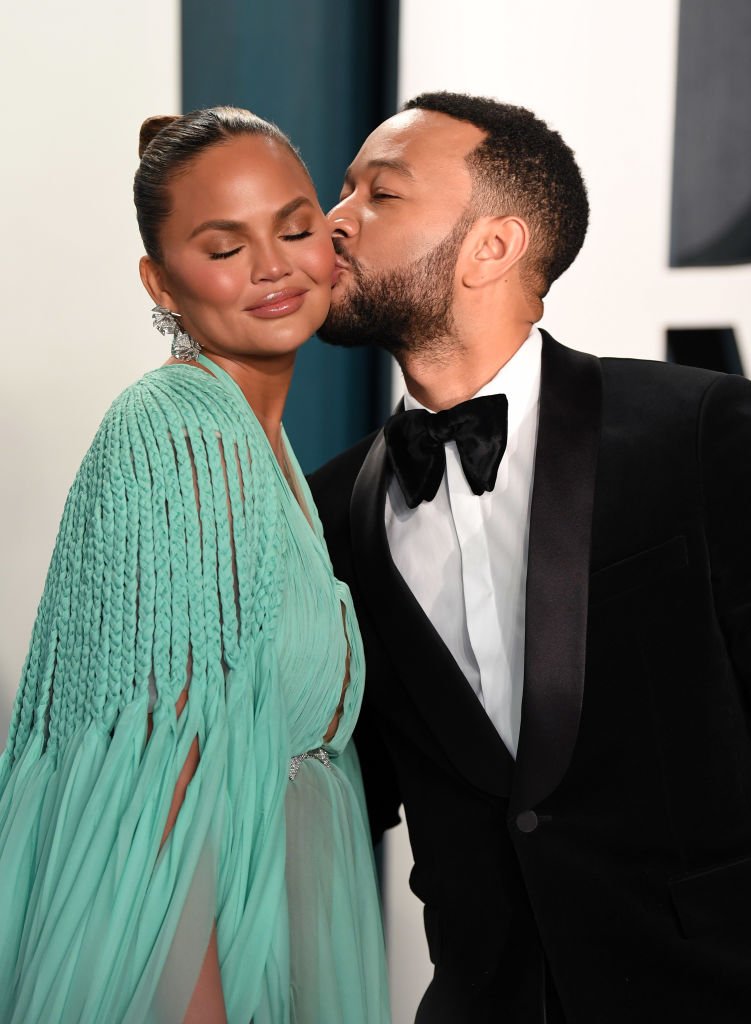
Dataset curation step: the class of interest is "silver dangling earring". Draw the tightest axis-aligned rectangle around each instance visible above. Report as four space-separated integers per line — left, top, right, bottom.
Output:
151 305 202 361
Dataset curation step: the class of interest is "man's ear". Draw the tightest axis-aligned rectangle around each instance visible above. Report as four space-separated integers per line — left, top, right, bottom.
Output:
459 215 530 288
139 255 178 310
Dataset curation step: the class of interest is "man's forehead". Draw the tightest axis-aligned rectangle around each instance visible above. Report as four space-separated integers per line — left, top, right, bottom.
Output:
354 109 485 175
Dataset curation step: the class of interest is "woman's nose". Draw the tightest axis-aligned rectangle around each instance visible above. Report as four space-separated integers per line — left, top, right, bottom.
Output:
251 242 293 283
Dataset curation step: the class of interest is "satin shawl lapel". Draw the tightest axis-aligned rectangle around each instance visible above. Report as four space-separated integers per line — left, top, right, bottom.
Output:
350 429 514 798
512 332 602 813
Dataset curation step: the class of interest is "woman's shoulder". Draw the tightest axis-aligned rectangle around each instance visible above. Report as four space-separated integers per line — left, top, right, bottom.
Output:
101 363 255 443
71 363 277 512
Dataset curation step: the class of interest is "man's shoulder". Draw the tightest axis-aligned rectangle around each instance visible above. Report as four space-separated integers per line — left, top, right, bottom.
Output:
548 330 741 403
545 330 730 393
601 353 721 388
598 353 751 417
544 331 751 429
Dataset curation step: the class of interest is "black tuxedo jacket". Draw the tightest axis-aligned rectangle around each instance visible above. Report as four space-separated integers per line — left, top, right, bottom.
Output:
309 332 751 1024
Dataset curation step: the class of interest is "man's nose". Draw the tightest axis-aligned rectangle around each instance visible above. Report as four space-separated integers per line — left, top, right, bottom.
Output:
326 201 359 239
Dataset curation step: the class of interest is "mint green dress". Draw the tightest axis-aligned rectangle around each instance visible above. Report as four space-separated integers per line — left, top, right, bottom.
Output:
0 357 390 1024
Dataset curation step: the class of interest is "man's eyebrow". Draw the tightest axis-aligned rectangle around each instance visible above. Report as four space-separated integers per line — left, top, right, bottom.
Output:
342 158 415 188
187 197 313 240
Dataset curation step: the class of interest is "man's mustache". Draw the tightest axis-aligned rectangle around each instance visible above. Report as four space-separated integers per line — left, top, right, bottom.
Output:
332 237 350 261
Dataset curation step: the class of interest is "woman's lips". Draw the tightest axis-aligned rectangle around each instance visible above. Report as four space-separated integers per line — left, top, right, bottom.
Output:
245 288 307 318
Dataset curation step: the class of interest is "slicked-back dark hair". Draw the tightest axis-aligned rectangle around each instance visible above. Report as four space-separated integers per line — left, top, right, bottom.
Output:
134 106 305 263
403 92 589 295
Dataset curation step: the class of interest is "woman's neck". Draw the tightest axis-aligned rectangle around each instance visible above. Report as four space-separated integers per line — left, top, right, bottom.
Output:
168 350 295 460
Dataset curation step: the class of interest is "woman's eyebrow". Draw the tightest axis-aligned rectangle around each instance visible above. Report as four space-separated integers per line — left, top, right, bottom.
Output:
188 218 245 240
273 196 314 225
187 198 313 241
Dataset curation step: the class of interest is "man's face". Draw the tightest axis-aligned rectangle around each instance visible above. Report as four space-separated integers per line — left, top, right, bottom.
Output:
318 110 485 354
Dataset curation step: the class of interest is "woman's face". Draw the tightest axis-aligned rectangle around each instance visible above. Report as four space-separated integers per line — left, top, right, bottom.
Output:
143 134 334 360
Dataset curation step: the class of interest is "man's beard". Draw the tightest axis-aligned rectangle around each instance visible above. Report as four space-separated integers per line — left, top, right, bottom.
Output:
318 214 472 358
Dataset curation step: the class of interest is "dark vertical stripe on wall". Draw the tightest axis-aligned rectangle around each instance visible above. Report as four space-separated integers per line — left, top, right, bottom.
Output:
182 0 399 471
670 0 751 267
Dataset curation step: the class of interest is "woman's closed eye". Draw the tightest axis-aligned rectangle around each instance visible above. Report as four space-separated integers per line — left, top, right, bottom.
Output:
207 230 311 258
209 246 243 260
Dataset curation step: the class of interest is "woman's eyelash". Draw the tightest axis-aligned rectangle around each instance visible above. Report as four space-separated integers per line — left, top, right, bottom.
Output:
372 193 397 202
208 230 311 259
209 246 242 260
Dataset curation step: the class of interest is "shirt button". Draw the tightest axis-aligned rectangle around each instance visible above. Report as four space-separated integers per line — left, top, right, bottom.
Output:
516 810 539 833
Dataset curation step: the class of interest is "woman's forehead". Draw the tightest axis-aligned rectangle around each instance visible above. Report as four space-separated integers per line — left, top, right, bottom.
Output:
165 136 317 229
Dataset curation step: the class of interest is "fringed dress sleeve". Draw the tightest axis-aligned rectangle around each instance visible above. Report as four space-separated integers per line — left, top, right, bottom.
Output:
0 365 291 1024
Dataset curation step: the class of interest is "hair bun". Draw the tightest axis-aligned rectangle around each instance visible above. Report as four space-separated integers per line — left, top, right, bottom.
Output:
139 115 180 158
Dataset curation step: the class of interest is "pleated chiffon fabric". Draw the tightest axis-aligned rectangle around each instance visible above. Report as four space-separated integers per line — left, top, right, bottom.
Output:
0 357 390 1023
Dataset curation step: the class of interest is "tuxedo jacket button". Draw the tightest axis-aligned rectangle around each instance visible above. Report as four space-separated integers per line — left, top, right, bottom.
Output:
516 810 539 833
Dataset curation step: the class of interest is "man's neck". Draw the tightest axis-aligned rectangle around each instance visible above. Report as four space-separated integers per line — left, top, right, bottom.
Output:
399 320 534 411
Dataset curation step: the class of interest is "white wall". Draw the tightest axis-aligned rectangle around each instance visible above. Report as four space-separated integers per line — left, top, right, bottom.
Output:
0 0 180 735
384 2 751 1020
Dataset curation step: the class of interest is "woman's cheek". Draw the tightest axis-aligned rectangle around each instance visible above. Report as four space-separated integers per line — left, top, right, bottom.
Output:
187 263 246 304
305 238 336 284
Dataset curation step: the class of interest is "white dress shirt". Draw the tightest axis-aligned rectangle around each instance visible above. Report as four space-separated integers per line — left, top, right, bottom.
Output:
385 327 542 757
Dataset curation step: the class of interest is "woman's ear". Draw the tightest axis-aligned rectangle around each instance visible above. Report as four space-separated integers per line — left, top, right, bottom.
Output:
459 215 530 288
139 255 177 310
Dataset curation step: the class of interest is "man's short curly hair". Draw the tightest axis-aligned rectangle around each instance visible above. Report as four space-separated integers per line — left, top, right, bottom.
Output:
403 92 589 296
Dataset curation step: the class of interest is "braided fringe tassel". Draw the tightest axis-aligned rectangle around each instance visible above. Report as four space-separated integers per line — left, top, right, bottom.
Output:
0 366 290 1023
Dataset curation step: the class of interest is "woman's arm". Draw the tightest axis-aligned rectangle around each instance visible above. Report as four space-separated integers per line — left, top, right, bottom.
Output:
1 371 278 1022
164 699 227 1024
150 517 229 1024
154 681 226 1023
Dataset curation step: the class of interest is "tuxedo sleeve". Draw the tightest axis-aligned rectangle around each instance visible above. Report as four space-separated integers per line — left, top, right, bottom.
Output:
353 708 403 844
307 448 402 844
700 373 751 695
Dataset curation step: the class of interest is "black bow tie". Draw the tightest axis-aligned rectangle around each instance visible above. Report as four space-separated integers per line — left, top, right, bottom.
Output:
383 394 509 509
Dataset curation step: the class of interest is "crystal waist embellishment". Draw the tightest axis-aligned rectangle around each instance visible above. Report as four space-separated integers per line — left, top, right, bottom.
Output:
289 747 332 782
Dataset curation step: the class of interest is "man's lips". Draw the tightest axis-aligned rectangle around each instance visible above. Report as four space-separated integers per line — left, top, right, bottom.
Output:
331 257 351 286
245 288 307 318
